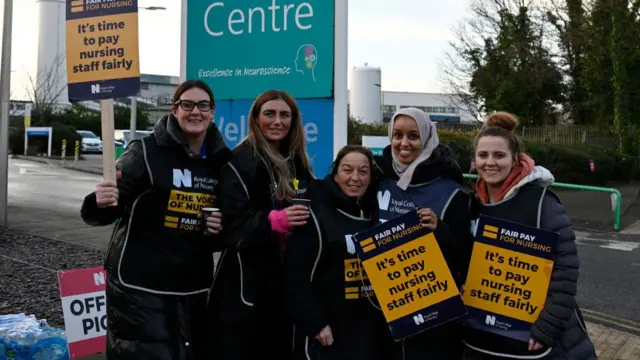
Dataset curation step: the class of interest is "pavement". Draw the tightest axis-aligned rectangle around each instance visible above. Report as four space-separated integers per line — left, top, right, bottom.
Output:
4 155 640 359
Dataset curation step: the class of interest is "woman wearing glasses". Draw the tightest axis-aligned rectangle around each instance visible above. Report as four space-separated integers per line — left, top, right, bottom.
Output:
80 80 232 360
208 89 314 360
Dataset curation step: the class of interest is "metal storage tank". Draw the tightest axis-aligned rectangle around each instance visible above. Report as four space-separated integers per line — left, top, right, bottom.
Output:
349 63 382 124
36 0 68 106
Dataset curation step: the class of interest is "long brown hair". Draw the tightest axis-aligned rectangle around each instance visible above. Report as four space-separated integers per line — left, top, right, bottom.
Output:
245 90 312 201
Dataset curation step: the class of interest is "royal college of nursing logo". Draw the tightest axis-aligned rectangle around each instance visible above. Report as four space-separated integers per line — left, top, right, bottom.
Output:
173 169 192 188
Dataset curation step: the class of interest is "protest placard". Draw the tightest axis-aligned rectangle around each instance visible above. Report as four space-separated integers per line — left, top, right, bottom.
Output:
65 0 140 102
57 266 107 359
462 215 557 342
66 0 141 187
353 210 466 340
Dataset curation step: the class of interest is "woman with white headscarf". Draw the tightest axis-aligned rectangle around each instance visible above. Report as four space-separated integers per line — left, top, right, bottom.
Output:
372 107 472 359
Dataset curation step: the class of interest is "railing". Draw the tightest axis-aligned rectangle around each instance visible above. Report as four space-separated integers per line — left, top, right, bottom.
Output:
438 123 619 149
462 174 622 231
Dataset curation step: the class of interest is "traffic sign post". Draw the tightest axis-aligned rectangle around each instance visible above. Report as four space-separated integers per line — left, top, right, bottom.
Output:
0 0 14 227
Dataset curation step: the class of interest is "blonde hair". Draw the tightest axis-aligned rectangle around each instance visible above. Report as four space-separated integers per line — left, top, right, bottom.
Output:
245 90 312 201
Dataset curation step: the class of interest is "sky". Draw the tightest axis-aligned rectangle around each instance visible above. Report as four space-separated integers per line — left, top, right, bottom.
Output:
1 0 471 100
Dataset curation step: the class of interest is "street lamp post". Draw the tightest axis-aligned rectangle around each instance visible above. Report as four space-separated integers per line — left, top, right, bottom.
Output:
129 5 166 141
0 0 14 227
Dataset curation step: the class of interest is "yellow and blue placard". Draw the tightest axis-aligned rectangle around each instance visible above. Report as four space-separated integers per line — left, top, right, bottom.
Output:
66 0 141 102
352 210 466 340
462 215 557 342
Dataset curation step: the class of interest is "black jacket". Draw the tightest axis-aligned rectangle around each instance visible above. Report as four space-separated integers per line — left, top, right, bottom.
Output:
283 176 392 360
373 144 471 359
207 141 314 360
80 115 231 360
464 168 596 359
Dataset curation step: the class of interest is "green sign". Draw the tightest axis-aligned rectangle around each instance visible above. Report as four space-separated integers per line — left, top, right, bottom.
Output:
186 0 335 100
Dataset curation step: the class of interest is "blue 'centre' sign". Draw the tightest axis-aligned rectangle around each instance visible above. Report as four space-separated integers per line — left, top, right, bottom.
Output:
186 0 335 100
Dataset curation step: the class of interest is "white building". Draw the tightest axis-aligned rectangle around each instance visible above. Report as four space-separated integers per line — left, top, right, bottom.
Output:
373 91 479 124
347 64 479 124
36 0 68 107
349 64 382 124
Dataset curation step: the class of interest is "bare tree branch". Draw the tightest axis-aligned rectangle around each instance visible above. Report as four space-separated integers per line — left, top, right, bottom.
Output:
24 54 67 117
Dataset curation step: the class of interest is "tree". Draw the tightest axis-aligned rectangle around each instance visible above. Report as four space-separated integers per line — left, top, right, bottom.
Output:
546 0 592 124
442 0 565 125
25 55 68 123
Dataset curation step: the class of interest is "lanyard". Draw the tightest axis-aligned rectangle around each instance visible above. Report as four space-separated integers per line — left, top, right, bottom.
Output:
199 138 207 159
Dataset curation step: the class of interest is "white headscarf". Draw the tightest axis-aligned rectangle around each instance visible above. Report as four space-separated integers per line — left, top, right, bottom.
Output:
388 107 440 190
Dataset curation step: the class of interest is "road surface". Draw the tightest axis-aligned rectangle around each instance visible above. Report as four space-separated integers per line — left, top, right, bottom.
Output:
574 234 640 335
6 157 112 249
5 158 640 334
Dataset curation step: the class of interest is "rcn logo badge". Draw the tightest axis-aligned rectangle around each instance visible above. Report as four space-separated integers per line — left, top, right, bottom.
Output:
377 190 391 211
90 83 115 95
173 169 192 188
413 313 425 326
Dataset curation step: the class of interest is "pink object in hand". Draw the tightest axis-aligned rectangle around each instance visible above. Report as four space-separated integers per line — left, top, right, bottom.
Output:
269 209 292 234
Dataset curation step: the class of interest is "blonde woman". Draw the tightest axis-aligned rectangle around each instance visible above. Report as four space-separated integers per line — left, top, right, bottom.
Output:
208 90 314 360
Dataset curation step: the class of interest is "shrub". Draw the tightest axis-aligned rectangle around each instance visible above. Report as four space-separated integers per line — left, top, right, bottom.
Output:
348 119 640 185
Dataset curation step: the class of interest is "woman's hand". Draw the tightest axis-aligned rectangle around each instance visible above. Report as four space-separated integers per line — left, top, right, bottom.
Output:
528 339 543 351
95 171 121 208
205 211 223 235
285 205 309 227
315 325 334 346
417 208 438 231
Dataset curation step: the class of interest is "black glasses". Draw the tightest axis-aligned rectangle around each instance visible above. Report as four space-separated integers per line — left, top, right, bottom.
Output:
174 100 214 112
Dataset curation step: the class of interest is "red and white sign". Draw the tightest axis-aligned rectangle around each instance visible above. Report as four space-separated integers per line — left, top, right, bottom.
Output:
57 266 107 359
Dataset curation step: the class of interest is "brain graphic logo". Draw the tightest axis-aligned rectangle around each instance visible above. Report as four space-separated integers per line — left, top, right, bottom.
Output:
295 44 318 82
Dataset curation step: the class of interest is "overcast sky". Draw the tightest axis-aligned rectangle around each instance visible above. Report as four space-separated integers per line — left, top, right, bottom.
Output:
2 0 471 100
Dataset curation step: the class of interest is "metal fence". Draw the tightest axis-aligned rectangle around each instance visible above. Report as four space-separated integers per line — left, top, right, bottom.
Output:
436 122 618 148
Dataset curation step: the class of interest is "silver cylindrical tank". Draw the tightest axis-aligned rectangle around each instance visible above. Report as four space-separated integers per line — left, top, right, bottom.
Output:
36 0 68 106
349 64 382 124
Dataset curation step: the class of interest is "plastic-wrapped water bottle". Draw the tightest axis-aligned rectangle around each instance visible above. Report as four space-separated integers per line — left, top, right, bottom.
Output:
0 314 69 360
0 314 38 360
31 327 69 360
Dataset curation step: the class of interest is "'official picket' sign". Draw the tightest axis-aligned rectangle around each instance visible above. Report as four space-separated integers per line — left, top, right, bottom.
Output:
57 266 108 359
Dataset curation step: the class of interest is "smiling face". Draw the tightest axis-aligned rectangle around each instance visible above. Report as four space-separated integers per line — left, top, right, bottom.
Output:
256 99 292 143
334 152 371 198
475 135 517 186
391 115 423 165
171 87 213 137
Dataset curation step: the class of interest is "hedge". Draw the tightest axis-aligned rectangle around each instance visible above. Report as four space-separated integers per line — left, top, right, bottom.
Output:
348 120 640 186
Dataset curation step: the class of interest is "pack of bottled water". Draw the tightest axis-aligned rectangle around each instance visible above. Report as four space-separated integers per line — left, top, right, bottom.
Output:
0 314 69 360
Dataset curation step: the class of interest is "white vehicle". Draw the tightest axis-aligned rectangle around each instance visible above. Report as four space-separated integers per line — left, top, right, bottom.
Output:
76 130 103 154
114 130 151 148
